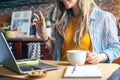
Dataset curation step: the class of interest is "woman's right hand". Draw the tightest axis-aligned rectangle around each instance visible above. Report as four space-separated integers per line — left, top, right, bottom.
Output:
33 10 48 40
86 51 100 64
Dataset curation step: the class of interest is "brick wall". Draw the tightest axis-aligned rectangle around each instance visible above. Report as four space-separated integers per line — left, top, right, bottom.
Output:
0 0 56 27
98 0 120 35
0 0 56 19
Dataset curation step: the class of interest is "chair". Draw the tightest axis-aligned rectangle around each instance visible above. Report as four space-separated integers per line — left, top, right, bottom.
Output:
112 58 120 64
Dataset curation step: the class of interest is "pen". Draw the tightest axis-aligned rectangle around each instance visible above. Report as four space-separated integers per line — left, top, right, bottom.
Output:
72 64 78 74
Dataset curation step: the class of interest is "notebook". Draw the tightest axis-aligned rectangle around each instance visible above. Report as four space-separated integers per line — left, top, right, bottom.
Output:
0 32 58 74
63 65 102 78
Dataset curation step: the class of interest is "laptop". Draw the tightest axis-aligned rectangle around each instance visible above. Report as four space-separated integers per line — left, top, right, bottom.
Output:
0 32 58 74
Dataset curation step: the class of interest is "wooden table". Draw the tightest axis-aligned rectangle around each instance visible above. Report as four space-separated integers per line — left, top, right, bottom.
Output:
0 60 119 80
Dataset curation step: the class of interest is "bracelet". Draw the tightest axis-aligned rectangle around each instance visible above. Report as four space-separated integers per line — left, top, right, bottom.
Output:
40 36 50 43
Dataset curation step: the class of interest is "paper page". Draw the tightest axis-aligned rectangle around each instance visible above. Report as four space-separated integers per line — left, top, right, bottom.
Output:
64 65 102 78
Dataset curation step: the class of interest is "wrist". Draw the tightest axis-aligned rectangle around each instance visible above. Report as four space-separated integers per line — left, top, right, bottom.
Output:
40 36 50 43
98 53 108 62
40 33 48 40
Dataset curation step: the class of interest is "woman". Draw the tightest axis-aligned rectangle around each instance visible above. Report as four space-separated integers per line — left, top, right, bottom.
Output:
33 0 120 64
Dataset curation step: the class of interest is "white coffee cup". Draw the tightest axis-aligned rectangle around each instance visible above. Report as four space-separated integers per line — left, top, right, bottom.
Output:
67 50 87 65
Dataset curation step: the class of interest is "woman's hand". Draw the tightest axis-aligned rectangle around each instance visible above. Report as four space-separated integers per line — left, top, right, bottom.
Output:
33 10 48 40
86 51 100 64
86 51 108 64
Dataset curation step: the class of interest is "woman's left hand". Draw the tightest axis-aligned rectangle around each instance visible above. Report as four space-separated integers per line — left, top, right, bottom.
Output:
86 51 100 64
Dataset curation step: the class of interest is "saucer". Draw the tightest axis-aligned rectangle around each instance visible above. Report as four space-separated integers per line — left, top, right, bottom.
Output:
28 70 46 78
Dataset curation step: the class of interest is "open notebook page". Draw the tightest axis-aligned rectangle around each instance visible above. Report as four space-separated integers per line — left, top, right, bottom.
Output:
64 65 102 78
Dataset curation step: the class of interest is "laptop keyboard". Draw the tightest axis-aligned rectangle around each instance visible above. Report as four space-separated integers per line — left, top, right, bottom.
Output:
19 62 58 71
19 66 41 71
36 62 57 69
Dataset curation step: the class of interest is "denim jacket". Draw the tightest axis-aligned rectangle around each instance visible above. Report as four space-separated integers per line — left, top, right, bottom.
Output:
52 8 120 63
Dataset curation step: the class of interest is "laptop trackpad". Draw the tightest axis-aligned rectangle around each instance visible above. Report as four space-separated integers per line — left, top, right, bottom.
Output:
20 66 42 71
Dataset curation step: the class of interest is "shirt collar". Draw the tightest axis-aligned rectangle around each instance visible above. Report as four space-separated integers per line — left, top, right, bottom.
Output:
89 7 101 20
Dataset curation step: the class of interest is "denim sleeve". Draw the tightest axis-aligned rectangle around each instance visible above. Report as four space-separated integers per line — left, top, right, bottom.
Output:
102 12 120 62
52 31 62 60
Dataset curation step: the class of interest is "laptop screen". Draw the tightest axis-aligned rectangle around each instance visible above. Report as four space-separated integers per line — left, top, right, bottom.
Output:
0 32 21 73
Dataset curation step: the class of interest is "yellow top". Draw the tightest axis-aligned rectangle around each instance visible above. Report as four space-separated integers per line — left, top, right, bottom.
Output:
61 17 92 61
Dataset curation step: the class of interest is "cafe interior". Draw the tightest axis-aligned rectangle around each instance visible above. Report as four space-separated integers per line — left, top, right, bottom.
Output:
0 0 120 80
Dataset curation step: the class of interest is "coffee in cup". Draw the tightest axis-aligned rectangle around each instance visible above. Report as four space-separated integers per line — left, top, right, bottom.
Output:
67 50 86 65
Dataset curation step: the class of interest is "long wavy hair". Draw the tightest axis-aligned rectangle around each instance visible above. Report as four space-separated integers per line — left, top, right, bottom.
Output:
53 0 99 47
